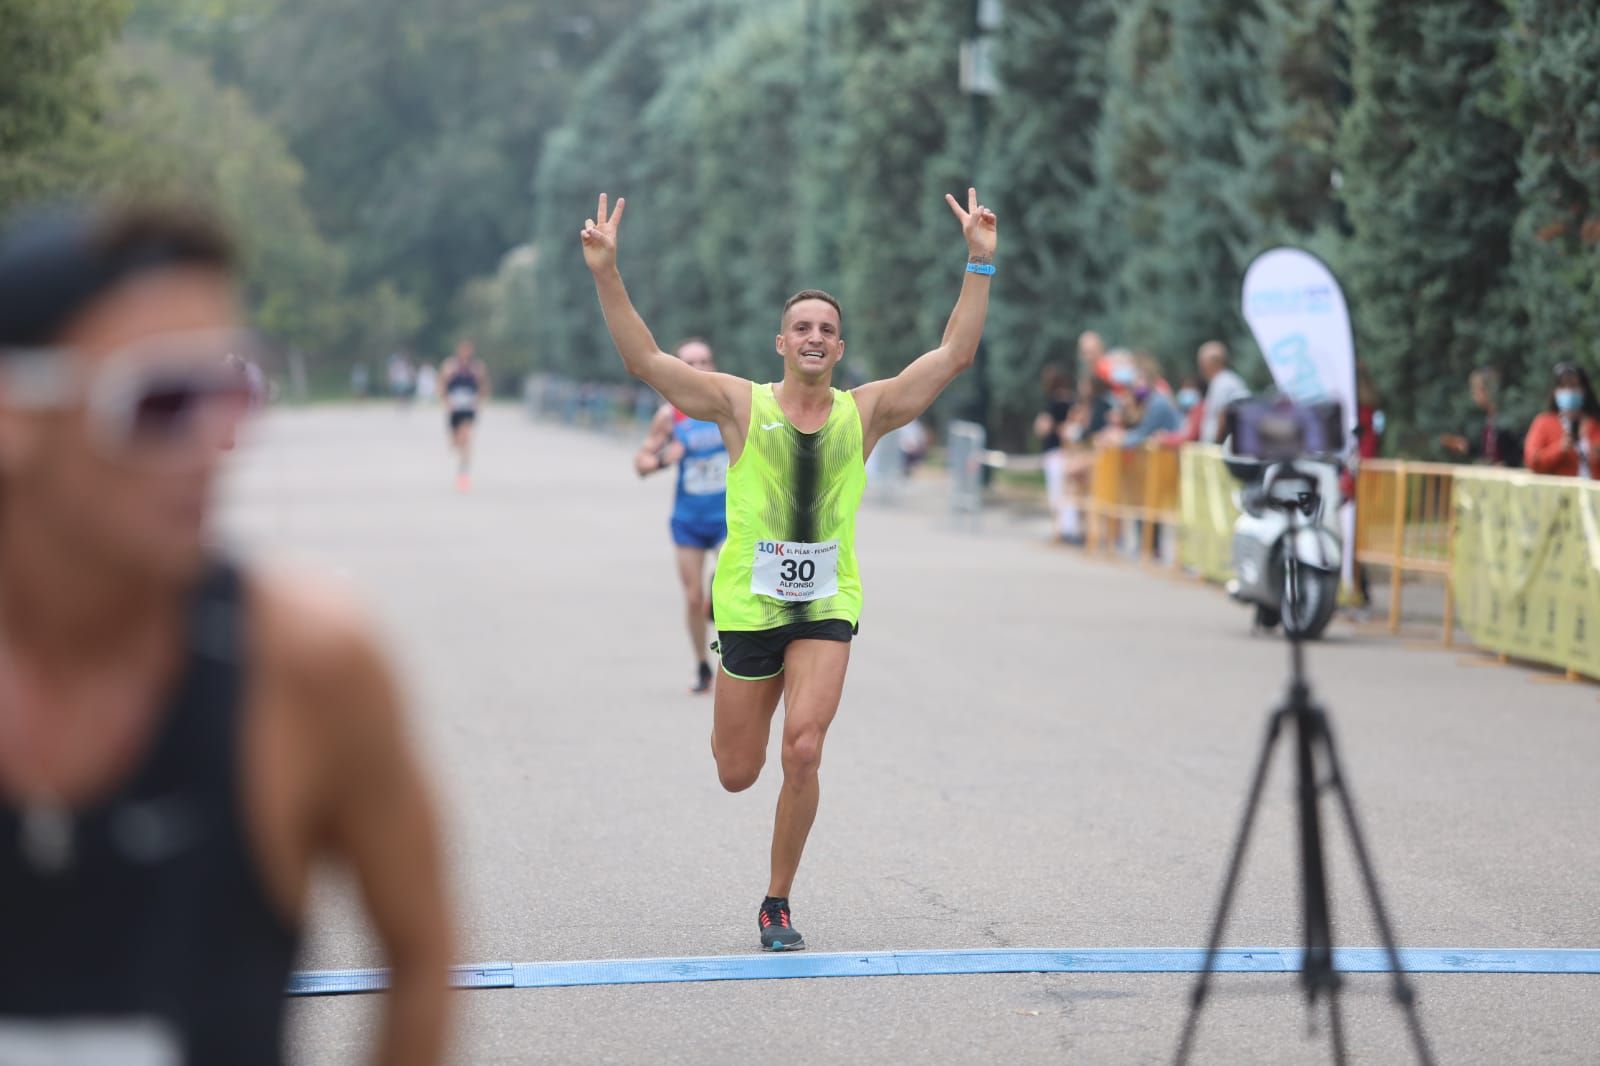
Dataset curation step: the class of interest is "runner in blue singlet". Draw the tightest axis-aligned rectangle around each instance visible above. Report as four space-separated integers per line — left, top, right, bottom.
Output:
634 338 727 693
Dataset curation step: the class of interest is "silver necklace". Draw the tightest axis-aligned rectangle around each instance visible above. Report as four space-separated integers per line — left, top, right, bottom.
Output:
19 798 74 873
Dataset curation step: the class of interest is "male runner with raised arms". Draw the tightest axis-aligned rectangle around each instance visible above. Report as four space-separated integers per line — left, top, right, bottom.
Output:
633 338 727 694
440 339 489 491
582 188 997 950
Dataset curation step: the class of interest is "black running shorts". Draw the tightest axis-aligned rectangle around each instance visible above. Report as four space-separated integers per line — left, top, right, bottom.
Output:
715 619 857 681
449 409 477 431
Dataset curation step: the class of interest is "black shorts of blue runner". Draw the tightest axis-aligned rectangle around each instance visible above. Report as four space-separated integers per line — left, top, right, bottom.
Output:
714 619 857 681
449 409 477 431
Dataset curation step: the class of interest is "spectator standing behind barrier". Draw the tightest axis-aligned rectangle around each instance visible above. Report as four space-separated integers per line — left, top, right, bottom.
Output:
1134 351 1174 398
1077 329 1106 379
1440 367 1521 467
1198 340 1249 444
387 351 414 405
1117 353 1183 446
415 361 438 403
1160 376 1206 445
1035 364 1076 538
1525 362 1600 478
1355 365 1386 460
1054 334 1114 544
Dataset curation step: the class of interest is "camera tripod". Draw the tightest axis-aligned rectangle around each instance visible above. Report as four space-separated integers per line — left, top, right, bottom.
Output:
1174 469 1436 1065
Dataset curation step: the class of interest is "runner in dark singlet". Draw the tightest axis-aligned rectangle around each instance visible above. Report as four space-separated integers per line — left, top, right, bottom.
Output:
0 202 452 1065
440 339 490 491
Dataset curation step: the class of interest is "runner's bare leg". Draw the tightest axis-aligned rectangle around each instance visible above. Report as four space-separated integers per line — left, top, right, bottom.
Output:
768 638 849 898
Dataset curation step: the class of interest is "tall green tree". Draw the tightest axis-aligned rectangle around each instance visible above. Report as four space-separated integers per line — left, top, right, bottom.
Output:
1149 0 1266 374
1234 0 1346 250
183 0 643 350
1336 0 1521 448
1495 0 1600 418
527 0 741 381
102 41 347 355
1091 0 1179 358
987 0 1117 427
0 0 128 210
832 0 969 390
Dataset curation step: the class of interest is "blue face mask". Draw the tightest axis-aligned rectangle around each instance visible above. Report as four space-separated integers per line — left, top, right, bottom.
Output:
1110 365 1137 387
1176 388 1200 412
1556 389 1583 413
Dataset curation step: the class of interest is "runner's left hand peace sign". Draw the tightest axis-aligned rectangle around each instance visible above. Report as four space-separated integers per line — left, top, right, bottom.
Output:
945 187 997 259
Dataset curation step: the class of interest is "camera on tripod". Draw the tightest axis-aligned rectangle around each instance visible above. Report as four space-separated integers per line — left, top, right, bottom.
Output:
1177 400 1435 1066
1225 397 1345 464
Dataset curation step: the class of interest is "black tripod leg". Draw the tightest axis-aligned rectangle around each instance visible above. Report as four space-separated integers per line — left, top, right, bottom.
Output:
1174 709 1287 1066
1326 981 1350 1066
1318 721 1438 1066
1296 704 1339 1010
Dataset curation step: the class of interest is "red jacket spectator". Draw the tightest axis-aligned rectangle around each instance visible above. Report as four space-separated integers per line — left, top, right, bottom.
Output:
1525 362 1600 478
1525 412 1600 478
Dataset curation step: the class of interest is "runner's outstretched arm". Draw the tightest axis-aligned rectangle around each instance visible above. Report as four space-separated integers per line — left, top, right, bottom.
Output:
855 187 998 448
582 194 744 425
635 403 681 477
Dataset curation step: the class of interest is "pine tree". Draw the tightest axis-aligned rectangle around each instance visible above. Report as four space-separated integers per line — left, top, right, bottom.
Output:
832 0 967 387
986 0 1117 430
1151 0 1268 377
1336 0 1521 446
1234 0 1346 250
1495 0 1600 417
1091 0 1180 358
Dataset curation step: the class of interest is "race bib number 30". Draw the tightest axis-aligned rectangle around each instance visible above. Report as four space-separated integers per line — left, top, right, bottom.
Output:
750 540 839 602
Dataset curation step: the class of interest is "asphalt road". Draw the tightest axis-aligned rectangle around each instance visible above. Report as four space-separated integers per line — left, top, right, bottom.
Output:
217 404 1600 1065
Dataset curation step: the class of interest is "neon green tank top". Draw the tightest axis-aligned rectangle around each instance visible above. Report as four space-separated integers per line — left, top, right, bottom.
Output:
712 382 867 631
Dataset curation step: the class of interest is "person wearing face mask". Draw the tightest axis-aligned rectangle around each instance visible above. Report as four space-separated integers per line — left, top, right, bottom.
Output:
1112 352 1182 447
1525 362 1600 478
1160 376 1206 445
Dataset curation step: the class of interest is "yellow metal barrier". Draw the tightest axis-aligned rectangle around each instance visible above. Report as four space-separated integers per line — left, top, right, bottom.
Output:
1082 443 1183 562
1157 449 1600 682
1353 460 1458 639
1177 445 1239 583
1450 469 1600 681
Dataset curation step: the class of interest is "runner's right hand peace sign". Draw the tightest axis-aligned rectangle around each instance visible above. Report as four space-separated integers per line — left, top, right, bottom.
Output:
581 193 626 273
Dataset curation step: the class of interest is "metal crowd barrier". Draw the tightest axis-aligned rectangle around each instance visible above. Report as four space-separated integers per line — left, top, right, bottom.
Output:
1082 443 1183 563
1353 460 1459 639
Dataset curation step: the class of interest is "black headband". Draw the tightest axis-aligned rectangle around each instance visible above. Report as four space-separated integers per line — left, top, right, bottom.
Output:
0 203 228 350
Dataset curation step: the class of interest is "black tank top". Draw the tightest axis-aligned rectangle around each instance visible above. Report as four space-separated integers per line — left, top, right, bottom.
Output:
0 562 298 1064
445 363 481 407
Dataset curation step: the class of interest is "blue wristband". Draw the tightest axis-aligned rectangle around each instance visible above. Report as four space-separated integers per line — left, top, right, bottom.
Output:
966 261 995 276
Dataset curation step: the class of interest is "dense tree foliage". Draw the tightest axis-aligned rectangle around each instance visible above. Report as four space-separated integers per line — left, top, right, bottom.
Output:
1492 0 1600 419
1 0 128 205
1337 0 1522 448
7 0 1599 440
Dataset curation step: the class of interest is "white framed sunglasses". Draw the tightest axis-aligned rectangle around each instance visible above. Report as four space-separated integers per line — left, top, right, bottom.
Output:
0 329 261 453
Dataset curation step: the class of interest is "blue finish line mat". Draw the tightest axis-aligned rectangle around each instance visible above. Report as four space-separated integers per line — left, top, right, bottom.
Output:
287 947 1600 996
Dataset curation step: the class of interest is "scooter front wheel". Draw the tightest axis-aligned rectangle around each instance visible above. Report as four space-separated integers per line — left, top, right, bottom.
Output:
1282 559 1339 639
